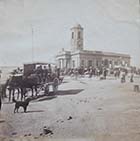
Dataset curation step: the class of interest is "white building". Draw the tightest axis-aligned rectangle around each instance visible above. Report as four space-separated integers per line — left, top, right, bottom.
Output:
56 24 131 69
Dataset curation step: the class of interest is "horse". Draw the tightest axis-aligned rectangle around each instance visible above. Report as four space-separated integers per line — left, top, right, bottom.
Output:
6 74 40 101
0 83 7 110
0 83 7 99
6 76 22 101
21 74 40 97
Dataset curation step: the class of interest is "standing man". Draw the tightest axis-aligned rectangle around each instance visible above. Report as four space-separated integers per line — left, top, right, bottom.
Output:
89 67 93 78
43 66 48 83
0 70 2 80
0 95 1 110
0 70 2 110
103 68 107 79
130 71 134 83
121 70 126 83
48 64 52 82
0 85 2 110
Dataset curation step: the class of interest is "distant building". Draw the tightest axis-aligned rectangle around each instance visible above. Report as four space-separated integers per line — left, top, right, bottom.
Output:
56 24 130 69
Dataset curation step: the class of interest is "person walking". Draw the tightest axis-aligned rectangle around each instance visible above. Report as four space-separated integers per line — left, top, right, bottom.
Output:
103 68 107 79
0 73 1 110
130 72 134 83
121 71 126 83
89 67 93 78
74 68 78 80
0 85 2 110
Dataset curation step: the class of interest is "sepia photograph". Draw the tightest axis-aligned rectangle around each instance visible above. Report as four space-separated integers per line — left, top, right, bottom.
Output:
0 0 140 141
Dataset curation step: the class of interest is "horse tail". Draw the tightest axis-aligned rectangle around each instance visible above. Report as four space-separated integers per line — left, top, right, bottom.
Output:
12 97 17 103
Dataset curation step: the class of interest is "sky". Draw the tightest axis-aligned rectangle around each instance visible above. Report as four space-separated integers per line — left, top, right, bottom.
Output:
0 0 139 67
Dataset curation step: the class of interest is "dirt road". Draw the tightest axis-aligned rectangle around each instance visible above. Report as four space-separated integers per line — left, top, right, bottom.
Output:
1 76 140 141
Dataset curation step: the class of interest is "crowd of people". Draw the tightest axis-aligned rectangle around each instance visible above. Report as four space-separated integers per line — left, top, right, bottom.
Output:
65 67 108 79
59 66 140 83
1 65 140 85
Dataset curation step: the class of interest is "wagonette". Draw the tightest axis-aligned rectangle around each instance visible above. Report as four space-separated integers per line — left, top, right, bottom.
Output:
3 62 63 102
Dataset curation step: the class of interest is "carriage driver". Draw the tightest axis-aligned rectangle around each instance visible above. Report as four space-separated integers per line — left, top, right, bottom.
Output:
47 64 52 82
43 66 48 83
0 86 2 110
35 65 43 83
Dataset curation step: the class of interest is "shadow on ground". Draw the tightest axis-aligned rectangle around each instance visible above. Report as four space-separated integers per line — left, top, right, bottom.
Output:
56 89 84 96
18 110 44 114
26 110 44 113
61 81 69 84
31 89 84 102
4 89 84 104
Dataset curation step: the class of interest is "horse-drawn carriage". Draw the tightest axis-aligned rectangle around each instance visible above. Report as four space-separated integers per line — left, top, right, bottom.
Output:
23 62 62 94
4 62 63 101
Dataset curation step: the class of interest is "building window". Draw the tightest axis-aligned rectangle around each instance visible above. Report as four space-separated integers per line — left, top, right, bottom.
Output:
96 60 99 67
72 60 75 68
88 60 92 67
114 61 118 65
78 31 81 39
72 32 74 39
109 61 112 64
102 60 104 65
81 60 84 66
104 59 109 67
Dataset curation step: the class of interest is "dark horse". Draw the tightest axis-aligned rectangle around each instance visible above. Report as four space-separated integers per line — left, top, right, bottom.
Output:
6 74 40 101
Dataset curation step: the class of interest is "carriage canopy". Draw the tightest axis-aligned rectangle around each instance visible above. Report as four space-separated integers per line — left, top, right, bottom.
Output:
23 62 56 76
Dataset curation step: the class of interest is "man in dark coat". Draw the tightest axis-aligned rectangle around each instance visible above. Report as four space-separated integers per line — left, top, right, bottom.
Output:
0 86 2 110
43 66 48 83
0 95 1 110
103 68 107 79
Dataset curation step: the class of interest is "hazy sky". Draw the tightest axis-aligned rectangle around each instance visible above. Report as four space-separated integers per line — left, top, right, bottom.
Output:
0 0 139 66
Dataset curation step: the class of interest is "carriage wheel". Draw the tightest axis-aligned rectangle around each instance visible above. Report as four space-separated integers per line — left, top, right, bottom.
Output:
45 85 49 95
53 85 58 94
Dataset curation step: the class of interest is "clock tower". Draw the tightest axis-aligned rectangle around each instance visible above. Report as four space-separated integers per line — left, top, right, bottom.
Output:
71 24 83 51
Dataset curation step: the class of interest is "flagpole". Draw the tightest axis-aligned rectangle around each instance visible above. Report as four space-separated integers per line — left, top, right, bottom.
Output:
31 25 34 63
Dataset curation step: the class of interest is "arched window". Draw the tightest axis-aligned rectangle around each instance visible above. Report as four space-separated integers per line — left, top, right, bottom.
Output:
72 32 74 39
78 31 81 39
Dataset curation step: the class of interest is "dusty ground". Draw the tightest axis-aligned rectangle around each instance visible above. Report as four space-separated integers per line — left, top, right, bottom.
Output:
0 76 140 141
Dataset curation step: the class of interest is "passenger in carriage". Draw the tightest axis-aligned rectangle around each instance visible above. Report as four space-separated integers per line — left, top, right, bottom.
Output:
43 66 48 83
48 64 52 82
57 68 60 78
35 65 43 83
48 64 52 73
0 87 2 110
